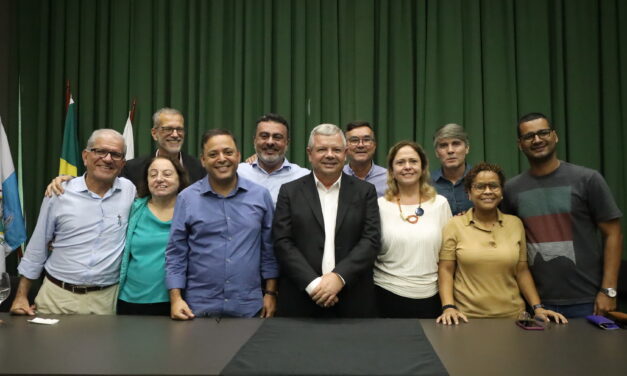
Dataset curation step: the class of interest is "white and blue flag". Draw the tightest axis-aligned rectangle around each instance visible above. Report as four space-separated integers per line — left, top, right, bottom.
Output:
0 117 27 264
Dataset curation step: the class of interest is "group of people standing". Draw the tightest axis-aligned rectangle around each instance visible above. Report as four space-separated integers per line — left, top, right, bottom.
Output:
9 109 622 325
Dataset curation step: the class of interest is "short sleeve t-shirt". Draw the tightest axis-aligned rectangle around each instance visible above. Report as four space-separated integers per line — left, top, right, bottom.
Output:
502 162 622 305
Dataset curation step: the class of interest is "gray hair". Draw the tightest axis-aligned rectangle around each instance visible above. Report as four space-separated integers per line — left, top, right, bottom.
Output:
432 123 469 148
86 129 127 155
308 123 346 148
152 108 184 129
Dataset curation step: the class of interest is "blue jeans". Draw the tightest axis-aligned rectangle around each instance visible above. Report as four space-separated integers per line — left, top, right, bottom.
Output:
543 303 594 318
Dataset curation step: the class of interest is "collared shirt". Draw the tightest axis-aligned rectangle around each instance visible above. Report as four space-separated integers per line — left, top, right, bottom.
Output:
305 174 342 294
18 175 136 285
343 162 387 197
165 175 279 317
439 208 527 318
237 158 310 205
431 164 473 215
154 149 184 167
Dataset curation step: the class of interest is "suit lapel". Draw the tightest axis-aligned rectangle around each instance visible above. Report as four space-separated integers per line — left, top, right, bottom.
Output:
335 173 351 234
303 173 325 230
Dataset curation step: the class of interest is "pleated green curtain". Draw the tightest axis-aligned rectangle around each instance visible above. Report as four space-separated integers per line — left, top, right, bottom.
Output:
6 0 627 267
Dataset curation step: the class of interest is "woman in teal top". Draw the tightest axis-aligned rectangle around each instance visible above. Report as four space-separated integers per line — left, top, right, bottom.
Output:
117 156 189 315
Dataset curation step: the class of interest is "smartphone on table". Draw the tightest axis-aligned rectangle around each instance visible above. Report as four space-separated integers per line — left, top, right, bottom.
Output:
515 319 545 330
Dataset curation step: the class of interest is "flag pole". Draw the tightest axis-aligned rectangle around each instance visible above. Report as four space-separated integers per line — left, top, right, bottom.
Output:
122 99 136 160
65 80 71 115
130 98 137 123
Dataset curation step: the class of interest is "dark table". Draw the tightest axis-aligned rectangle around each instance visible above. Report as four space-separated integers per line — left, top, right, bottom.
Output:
1 313 626 375
0 314 262 375
420 318 627 376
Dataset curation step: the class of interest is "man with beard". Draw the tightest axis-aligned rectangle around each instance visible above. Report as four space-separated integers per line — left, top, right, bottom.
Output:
342 121 387 197
502 112 622 318
122 108 205 185
273 123 380 317
166 129 278 319
238 113 309 204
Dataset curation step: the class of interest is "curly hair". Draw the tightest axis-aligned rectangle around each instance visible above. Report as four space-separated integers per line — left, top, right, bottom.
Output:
463 162 506 193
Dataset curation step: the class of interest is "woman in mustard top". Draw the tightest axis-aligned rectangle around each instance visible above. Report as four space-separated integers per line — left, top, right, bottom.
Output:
436 163 566 324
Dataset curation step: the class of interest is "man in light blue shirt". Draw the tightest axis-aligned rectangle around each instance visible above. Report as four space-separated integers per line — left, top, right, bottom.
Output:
342 121 387 197
237 113 309 204
11 129 136 315
166 129 279 319
430 123 472 215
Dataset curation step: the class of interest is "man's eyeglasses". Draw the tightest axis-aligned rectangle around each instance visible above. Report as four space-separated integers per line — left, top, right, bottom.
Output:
519 129 553 142
159 126 185 135
471 182 501 192
89 148 124 161
348 137 375 146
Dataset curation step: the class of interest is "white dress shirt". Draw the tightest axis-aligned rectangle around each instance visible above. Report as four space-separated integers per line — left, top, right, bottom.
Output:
305 173 342 294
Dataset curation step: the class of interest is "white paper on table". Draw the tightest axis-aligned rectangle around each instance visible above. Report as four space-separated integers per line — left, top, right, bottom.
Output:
28 317 59 325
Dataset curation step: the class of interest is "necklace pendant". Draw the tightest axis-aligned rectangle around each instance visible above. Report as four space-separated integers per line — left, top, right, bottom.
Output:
397 197 421 224
407 215 419 224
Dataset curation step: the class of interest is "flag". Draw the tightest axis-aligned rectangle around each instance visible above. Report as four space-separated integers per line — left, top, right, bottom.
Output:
0 117 27 260
122 111 135 160
59 96 80 176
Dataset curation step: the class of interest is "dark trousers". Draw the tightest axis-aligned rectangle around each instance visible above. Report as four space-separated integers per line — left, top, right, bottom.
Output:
277 277 377 318
543 303 594 318
116 299 170 316
375 285 441 319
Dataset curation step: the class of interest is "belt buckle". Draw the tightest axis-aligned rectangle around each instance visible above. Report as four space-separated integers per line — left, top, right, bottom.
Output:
70 285 88 294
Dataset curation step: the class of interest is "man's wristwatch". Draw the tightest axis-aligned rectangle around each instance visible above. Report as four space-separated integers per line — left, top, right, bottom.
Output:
600 287 617 298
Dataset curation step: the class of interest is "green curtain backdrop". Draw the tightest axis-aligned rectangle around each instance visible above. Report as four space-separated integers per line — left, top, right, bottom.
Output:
4 0 627 265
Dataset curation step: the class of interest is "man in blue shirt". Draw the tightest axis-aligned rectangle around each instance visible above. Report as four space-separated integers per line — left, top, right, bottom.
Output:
238 113 309 205
342 121 387 197
430 123 472 215
11 129 136 315
166 129 279 319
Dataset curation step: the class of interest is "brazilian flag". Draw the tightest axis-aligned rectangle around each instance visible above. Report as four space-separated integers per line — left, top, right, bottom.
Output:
59 96 80 176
